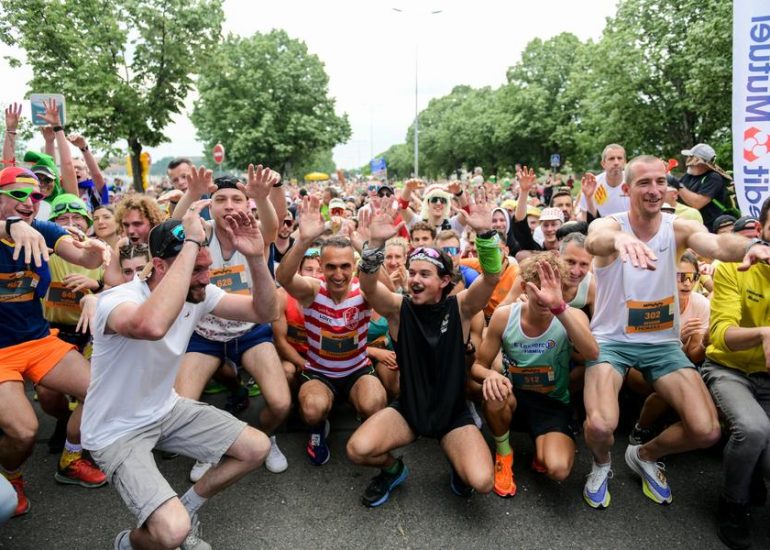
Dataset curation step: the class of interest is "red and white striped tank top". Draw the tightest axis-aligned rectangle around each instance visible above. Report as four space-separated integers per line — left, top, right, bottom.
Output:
303 280 371 378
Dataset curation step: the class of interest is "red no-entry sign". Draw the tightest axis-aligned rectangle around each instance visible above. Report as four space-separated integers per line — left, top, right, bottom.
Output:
213 143 225 165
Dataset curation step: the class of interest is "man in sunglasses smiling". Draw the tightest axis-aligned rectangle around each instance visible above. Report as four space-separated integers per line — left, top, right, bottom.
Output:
0 166 111 517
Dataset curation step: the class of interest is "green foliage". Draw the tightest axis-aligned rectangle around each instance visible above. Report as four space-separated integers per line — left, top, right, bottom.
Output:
191 30 351 173
0 0 224 190
380 0 732 175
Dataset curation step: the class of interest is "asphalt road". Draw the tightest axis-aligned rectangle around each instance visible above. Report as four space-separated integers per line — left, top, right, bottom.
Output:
1 391 768 550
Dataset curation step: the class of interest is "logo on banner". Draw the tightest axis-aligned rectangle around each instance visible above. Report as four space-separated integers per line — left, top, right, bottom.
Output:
744 127 770 163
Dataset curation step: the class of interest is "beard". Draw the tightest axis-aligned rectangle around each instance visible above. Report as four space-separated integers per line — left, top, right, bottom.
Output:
186 285 206 304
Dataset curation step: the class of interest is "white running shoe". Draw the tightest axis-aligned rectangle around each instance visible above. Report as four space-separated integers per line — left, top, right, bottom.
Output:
181 513 211 550
189 460 214 483
583 460 613 509
265 435 288 473
624 444 672 504
114 529 131 550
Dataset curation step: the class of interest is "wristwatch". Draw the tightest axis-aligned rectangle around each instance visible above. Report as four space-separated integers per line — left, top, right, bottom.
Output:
5 216 22 236
745 237 770 254
476 229 498 240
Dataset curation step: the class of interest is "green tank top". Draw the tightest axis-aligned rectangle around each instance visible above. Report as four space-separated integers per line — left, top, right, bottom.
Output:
501 303 572 405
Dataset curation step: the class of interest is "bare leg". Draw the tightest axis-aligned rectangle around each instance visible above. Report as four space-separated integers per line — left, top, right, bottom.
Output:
583 363 624 464
348 375 387 420
347 407 416 468
535 432 576 481
440 425 494 493
241 343 291 434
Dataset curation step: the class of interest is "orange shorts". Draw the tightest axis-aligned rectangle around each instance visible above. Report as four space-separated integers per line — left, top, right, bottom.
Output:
0 330 77 384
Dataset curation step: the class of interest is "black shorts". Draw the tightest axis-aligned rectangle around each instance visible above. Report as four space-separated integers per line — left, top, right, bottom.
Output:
511 389 576 441
389 400 476 440
50 323 90 354
300 365 375 401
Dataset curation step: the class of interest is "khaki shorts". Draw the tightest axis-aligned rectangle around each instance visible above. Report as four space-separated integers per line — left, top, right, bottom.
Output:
90 398 246 527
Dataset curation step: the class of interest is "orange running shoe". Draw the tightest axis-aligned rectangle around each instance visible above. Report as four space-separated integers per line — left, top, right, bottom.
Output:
9 475 30 517
54 457 107 488
493 452 517 497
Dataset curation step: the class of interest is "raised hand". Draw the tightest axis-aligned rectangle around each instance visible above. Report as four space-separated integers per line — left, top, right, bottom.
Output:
157 189 184 204
461 188 494 233
526 260 564 309
41 125 55 143
516 166 537 197
404 178 424 192
297 195 327 244
66 133 88 150
238 163 279 201
446 180 463 196
223 210 265 258
37 98 62 127
4 102 22 132
187 165 216 198
181 199 211 244
581 172 597 198
362 197 404 248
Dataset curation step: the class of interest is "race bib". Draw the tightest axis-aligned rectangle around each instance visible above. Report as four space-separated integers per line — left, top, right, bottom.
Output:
210 265 249 295
626 296 675 333
320 328 358 358
45 282 85 310
0 270 39 303
506 364 556 394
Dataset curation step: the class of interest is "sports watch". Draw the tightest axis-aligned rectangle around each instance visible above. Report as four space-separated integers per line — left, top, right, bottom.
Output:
5 216 22 237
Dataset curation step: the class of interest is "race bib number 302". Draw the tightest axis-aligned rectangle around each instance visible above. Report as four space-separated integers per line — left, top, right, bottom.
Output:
626 296 675 333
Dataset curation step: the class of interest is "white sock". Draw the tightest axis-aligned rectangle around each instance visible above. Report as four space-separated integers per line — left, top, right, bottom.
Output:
180 486 208 515
593 459 611 471
64 440 82 453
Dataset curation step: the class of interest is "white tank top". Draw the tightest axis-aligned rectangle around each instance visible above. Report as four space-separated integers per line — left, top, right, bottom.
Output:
194 221 256 342
590 212 680 344
568 271 592 309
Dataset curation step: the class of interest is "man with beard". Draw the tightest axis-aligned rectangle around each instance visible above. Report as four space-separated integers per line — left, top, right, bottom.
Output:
578 144 629 221
82 203 277 550
675 143 733 233
276 196 387 467
346 195 501 508
581 155 770 511
271 211 296 265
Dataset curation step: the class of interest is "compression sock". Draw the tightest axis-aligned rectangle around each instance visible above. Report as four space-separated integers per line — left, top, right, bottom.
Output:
181 486 208 515
494 432 512 456
59 440 83 469
384 460 401 475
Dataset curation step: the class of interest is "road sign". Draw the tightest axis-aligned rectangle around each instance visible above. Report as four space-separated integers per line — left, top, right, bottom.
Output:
213 143 225 165
550 153 561 167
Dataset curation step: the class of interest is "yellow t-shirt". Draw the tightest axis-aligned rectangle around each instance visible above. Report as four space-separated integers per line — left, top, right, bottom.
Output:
707 260 770 374
43 255 104 326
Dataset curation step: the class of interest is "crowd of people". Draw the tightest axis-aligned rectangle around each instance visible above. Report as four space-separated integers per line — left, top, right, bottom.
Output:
1 101 769 550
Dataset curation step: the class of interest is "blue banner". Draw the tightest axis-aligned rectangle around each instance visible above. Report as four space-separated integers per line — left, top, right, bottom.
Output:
370 157 387 173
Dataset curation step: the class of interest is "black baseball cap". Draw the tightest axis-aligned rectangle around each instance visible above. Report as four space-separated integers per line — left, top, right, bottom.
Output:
733 215 759 233
149 219 187 259
712 214 736 233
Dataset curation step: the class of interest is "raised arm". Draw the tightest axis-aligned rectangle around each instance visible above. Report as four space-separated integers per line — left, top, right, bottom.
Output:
397 178 423 224
3 103 21 164
67 133 105 192
238 163 279 251
171 165 216 220
274 195 324 306
107 201 208 339
37 99 77 195
578 172 599 220
679 217 770 270
514 166 537 222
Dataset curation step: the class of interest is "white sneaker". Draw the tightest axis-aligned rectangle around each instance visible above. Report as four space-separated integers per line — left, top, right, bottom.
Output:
265 435 288 473
114 529 132 550
624 444 672 504
189 460 214 483
181 513 211 550
583 460 613 509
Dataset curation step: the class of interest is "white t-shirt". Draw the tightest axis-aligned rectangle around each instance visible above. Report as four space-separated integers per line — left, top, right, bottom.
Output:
82 277 225 450
578 172 629 217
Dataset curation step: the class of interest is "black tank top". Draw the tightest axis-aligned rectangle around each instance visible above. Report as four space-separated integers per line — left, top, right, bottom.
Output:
393 295 467 438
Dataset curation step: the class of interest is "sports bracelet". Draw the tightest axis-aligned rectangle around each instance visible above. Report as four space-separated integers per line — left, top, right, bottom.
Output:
359 245 385 274
53 125 64 133
549 302 568 316
184 238 203 249
397 197 410 210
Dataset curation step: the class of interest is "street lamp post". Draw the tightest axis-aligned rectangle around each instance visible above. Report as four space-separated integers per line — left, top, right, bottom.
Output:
393 7 442 179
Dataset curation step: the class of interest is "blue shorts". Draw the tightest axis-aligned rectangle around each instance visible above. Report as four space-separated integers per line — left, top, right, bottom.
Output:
586 341 693 383
187 324 273 366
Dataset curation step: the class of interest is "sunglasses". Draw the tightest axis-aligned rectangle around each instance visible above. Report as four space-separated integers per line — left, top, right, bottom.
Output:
410 246 441 259
52 201 88 215
441 246 459 256
304 248 320 258
282 219 294 227
428 196 447 205
676 272 700 283
0 187 45 203
377 190 393 198
157 224 209 258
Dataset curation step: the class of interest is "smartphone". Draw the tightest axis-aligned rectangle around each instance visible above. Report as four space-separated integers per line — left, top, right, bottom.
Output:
30 93 66 126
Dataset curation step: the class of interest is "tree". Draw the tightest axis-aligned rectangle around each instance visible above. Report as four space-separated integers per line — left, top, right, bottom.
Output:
0 0 224 191
192 30 351 174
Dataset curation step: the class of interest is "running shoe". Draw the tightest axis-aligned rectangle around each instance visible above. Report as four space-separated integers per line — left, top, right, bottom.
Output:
181 513 212 550
265 435 288 473
8 475 29 517
624 444 672 504
54 456 107 488
717 496 751 550
202 380 227 395
362 459 409 508
628 423 655 445
493 452 517 497
224 385 250 416
583 461 612 509
450 467 474 498
114 529 131 550
531 457 547 474
189 460 214 483
307 420 331 466
246 377 261 397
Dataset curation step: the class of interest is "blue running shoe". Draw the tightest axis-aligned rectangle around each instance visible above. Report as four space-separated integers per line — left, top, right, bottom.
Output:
450 468 474 498
624 444 672 504
583 461 612 509
307 420 331 466
362 459 409 507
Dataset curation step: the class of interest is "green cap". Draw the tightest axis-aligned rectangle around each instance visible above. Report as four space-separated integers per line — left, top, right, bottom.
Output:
48 193 92 226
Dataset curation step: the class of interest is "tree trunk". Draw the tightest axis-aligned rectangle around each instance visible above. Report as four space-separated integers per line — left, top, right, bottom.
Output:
128 137 144 193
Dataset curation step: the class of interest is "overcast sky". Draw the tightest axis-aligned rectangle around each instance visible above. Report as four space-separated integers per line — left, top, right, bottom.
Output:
0 0 619 169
